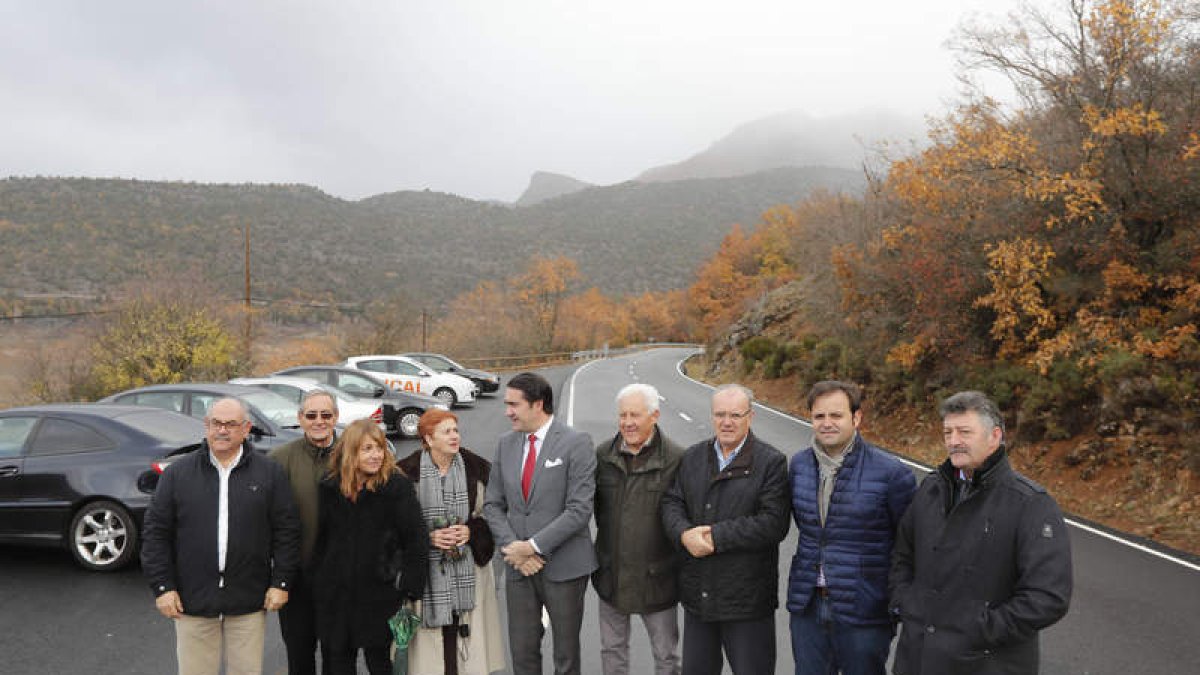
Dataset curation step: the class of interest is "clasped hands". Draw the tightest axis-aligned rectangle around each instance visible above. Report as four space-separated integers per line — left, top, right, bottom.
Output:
681 525 715 558
430 524 470 551
501 539 545 577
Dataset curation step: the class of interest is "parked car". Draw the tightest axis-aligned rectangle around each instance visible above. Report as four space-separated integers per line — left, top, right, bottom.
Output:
343 355 477 407
229 376 386 432
272 365 446 437
0 404 205 571
98 383 302 451
401 352 501 394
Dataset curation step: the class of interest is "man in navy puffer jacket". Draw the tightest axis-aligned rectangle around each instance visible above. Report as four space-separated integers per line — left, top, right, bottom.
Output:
787 381 916 675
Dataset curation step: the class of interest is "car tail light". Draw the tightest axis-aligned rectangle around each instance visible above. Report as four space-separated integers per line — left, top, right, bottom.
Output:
371 407 383 423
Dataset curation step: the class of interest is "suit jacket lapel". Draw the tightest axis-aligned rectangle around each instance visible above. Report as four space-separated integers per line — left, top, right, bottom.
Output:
529 421 560 500
510 431 529 500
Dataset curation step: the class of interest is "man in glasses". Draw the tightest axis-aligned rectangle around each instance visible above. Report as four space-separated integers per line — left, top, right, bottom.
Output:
142 397 301 675
268 389 340 674
662 384 790 674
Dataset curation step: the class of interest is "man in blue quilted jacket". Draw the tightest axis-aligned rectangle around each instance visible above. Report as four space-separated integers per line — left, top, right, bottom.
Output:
786 381 917 675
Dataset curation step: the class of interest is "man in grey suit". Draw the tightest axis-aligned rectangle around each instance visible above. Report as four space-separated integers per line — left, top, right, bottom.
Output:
483 372 597 675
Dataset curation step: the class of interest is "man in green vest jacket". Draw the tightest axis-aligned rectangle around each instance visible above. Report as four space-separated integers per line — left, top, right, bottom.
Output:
269 389 339 675
592 383 685 675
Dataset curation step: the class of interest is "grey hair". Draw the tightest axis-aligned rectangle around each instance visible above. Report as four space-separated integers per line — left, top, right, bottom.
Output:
712 383 755 406
300 388 339 414
209 397 249 422
939 391 1004 435
616 383 660 413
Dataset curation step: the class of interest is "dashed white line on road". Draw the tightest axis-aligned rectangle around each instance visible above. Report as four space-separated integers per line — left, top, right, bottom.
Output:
679 412 692 422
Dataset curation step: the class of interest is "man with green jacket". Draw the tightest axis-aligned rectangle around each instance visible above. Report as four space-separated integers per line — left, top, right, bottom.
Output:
269 389 339 675
592 383 685 675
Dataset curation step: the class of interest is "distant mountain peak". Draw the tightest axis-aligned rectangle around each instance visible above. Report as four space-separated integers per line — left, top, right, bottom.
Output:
636 108 923 183
515 171 593 207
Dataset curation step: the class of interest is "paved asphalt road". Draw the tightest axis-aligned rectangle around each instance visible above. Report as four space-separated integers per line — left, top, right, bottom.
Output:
1 346 1197 674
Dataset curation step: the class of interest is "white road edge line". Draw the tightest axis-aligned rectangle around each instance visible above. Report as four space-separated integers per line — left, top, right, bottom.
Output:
672 351 1200 573
565 357 602 428
673 352 812 428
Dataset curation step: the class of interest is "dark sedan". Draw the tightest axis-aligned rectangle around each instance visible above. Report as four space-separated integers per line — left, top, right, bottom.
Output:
0 404 204 571
401 352 501 394
98 383 302 451
273 365 448 437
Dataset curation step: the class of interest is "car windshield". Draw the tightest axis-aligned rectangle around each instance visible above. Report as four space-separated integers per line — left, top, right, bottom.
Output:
241 390 300 425
420 354 458 370
119 410 205 445
324 383 360 402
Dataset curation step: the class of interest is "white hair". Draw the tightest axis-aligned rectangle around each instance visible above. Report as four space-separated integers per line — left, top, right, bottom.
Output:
616 383 660 413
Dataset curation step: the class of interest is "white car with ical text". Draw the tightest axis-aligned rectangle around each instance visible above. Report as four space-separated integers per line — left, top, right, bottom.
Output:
342 355 477 407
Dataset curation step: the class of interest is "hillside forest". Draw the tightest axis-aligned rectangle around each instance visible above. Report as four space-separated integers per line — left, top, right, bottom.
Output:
3 0 1197 551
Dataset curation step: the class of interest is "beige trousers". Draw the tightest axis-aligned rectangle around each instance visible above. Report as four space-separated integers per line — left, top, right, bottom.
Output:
175 610 266 675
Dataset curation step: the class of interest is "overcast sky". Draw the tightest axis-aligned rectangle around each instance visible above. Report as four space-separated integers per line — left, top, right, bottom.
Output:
1 0 1021 202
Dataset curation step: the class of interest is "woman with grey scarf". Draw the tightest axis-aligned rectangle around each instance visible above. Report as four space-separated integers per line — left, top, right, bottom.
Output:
398 409 505 675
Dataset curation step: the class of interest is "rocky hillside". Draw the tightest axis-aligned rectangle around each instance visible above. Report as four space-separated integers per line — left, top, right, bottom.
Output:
0 167 864 308
514 171 593 206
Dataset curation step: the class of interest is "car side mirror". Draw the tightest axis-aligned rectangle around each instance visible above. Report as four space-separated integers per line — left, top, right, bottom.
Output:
374 386 386 397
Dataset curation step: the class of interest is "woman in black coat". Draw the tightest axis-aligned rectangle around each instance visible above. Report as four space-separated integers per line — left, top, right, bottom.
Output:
312 419 429 674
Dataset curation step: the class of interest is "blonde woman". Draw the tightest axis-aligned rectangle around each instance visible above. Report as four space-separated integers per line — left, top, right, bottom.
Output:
312 419 428 674
398 409 505 675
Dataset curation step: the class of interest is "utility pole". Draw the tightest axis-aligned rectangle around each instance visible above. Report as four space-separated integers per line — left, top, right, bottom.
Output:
243 220 252 360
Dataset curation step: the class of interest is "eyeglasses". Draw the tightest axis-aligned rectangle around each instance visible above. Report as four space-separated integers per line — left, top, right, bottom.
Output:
713 410 751 421
302 411 335 421
207 419 247 431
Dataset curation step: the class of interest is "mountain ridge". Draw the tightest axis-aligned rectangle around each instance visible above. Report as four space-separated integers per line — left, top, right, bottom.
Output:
0 167 865 310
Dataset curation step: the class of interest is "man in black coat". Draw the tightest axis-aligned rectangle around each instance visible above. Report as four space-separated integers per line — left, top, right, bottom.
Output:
662 384 791 675
142 397 301 675
889 390 1073 675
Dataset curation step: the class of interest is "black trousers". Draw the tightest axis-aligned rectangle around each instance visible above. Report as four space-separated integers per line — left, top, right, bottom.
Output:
278 572 331 675
682 610 776 675
327 646 391 675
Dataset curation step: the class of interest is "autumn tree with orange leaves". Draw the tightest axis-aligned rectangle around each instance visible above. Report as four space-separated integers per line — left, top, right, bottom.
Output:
427 254 691 359
692 0 1199 445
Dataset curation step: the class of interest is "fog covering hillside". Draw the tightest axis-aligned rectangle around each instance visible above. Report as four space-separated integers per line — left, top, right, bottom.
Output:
0 167 864 310
637 109 923 183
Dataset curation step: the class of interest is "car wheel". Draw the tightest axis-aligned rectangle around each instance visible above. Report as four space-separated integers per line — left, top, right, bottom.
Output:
433 387 458 408
397 409 422 437
69 500 138 572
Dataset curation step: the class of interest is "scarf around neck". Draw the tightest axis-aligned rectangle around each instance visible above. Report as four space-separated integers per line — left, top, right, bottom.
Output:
418 449 476 627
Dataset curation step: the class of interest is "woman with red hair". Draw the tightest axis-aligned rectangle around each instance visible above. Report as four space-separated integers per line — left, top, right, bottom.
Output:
399 409 505 675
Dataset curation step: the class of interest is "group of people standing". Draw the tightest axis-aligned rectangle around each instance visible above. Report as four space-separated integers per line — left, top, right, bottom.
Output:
142 370 1074 675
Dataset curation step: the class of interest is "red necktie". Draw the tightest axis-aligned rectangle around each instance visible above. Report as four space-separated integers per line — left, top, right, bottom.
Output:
521 433 537 501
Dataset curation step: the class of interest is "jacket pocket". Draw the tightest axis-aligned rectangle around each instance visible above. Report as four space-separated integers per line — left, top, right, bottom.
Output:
642 557 678 607
855 559 889 619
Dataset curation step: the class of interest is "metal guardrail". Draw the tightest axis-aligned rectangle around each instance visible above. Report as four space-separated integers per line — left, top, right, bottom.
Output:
459 343 704 372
